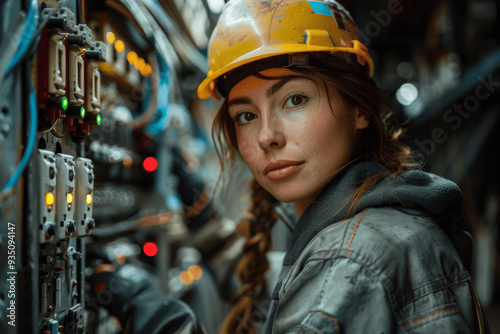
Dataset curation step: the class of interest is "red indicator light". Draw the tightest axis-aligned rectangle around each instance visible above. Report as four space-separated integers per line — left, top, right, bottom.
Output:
93 282 106 293
143 157 158 172
143 242 158 257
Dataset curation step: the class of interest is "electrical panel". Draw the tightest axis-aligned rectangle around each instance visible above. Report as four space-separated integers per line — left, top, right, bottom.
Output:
0 0 216 333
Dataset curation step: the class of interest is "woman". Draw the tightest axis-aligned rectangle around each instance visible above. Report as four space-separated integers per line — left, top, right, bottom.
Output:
197 0 488 333
91 1 488 333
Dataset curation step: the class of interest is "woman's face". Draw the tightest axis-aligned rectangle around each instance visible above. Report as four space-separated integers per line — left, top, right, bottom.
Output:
227 68 368 216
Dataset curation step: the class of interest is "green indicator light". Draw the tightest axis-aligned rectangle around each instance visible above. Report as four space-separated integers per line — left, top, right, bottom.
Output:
96 114 101 126
62 97 68 110
80 107 85 118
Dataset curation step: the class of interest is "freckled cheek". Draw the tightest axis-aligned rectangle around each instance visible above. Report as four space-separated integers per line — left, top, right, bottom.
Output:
297 119 337 150
237 138 261 170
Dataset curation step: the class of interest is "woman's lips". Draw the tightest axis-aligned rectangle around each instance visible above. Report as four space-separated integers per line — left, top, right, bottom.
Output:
265 160 305 180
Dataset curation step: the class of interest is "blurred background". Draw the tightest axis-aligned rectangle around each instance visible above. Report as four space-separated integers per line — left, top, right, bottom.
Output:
0 0 498 333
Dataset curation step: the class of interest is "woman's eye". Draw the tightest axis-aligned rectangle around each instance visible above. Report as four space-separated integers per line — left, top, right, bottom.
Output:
234 111 256 124
284 93 308 108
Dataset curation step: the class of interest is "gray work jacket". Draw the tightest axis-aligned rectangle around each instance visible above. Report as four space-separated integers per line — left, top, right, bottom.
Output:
263 206 477 333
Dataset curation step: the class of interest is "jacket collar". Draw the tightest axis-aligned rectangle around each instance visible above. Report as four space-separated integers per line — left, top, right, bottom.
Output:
283 161 467 267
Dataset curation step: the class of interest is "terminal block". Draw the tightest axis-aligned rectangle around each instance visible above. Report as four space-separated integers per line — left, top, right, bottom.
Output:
37 150 57 243
67 24 93 47
74 158 95 236
85 41 107 61
86 62 101 114
39 8 78 109
77 23 93 46
68 44 85 105
55 154 76 240
42 7 78 33
48 33 67 97
86 41 106 114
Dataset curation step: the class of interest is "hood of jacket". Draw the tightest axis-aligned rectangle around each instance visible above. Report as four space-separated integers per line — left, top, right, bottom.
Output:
283 161 473 270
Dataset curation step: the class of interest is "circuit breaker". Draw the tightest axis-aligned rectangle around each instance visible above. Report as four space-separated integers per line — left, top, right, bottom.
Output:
55 154 76 240
37 150 57 243
74 158 95 236
47 33 67 97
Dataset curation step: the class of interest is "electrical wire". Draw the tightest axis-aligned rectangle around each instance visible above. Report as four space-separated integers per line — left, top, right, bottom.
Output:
142 0 208 74
50 125 69 138
128 52 159 129
0 12 27 83
38 118 60 134
110 0 155 39
0 0 61 84
4 0 38 75
110 0 183 131
0 85 38 199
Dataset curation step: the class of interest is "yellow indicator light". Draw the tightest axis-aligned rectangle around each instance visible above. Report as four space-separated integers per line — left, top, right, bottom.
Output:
141 64 152 77
114 40 125 53
135 57 146 71
188 265 203 280
45 192 55 206
179 270 194 286
86 194 93 205
106 32 115 44
127 51 138 64
66 193 73 204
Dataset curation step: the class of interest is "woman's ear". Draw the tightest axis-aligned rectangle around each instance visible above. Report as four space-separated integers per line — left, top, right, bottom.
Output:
355 109 370 130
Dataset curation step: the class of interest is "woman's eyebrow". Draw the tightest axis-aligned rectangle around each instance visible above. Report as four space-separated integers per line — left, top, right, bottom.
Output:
228 96 253 108
265 76 304 98
228 76 307 107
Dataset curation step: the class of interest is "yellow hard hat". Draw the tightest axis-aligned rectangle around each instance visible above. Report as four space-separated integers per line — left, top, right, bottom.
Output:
197 0 374 100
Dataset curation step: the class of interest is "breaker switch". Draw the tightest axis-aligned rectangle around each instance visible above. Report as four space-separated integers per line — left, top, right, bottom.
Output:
74 158 95 236
38 150 57 243
48 33 67 96
55 154 75 240
68 45 85 106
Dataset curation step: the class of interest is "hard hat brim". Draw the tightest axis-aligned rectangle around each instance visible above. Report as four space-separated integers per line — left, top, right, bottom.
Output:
197 44 374 100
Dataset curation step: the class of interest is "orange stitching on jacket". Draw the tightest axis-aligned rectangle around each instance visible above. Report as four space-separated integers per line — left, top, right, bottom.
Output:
315 312 340 332
399 307 460 328
345 209 367 256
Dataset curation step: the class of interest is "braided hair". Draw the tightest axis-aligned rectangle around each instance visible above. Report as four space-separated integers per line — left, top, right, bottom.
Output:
220 179 278 333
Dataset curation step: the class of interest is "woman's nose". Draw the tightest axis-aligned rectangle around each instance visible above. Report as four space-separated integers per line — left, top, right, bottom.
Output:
258 114 285 152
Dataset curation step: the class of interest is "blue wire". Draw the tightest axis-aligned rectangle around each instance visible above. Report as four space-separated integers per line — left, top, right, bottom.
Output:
1 86 37 193
145 52 171 137
5 0 37 75
1 0 39 195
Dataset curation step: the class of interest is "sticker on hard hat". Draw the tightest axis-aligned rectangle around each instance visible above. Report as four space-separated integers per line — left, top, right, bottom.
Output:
307 1 334 17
